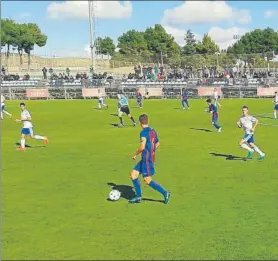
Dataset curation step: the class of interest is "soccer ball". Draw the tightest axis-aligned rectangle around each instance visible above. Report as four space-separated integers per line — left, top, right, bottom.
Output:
109 189 121 201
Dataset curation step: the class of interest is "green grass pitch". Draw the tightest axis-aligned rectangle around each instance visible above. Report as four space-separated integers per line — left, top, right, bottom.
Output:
2 99 278 260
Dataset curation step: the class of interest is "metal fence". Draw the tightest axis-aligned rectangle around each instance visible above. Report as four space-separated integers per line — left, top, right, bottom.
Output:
2 86 275 101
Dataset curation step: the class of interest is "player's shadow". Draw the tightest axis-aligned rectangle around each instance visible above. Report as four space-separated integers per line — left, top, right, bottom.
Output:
110 123 120 127
14 142 46 149
173 108 182 110
107 182 135 200
107 182 164 203
110 113 118 117
256 115 273 119
190 127 213 133
210 152 247 161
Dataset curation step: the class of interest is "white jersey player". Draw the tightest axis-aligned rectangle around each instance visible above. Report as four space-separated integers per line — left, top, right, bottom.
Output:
237 106 265 160
15 102 48 151
273 91 278 119
213 88 222 107
1 94 12 119
98 93 108 109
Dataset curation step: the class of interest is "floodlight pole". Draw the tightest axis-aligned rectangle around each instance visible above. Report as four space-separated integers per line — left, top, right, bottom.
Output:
88 1 96 74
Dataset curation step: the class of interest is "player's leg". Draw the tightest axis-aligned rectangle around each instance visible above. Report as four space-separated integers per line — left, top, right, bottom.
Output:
274 106 278 119
129 163 142 203
30 128 48 144
142 163 171 204
18 131 26 150
1 110 3 120
127 109 136 126
249 141 265 160
185 100 190 109
217 98 222 107
2 108 12 117
118 109 124 126
212 117 221 131
181 100 185 109
239 136 254 158
98 100 102 109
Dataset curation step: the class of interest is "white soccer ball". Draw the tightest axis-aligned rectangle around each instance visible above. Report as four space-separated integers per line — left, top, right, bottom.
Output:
109 189 121 201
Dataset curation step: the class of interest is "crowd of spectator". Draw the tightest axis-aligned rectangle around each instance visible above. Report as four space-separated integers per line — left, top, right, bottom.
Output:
124 64 277 82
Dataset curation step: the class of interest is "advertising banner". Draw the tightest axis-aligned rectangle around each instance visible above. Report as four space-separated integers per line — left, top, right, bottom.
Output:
82 88 106 97
257 87 278 96
138 88 163 97
26 89 49 98
198 87 222 97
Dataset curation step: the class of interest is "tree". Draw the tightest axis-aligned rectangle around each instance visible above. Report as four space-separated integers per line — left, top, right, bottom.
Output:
23 23 47 69
96 37 115 56
228 28 278 56
1 19 47 69
196 33 220 54
144 24 180 64
117 29 148 55
1 19 18 69
182 30 197 55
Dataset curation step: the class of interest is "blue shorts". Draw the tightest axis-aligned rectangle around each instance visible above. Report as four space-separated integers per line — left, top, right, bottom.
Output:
243 134 254 143
98 99 103 104
133 160 155 178
1 105 5 110
21 128 33 136
274 104 278 110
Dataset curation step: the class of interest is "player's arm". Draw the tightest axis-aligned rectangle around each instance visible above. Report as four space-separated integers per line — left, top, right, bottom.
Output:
155 142 160 149
252 118 259 131
155 135 160 149
132 137 146 160
237 120 242 128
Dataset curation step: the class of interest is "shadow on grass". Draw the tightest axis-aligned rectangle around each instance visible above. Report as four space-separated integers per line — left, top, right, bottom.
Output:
210 152 247 161
256 115 273 119
190 127 213 133
107 182 164 203
14 142 46 149
174 108 182 110
110 113 118 117
110 123 120 127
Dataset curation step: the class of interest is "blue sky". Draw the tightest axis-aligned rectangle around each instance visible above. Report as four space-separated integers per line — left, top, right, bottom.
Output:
2 1 278 57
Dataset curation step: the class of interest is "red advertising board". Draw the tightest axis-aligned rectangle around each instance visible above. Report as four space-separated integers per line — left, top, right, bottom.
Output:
257 87 278 96
26 89 49 98
82 88 106 98
198 87 222 97
138 88 163 97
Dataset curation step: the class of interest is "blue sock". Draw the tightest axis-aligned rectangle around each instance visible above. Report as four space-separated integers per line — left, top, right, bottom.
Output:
213 123 220 129
132 178 142 197
149 180 167 196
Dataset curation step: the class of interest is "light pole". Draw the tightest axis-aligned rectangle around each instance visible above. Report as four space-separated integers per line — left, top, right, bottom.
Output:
215 52 220 70
88 1 96 75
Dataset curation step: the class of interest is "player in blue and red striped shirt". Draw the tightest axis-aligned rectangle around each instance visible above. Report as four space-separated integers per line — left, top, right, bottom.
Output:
129 114 171 204
136 89 143 108
206 99 222 132
181 88 190 110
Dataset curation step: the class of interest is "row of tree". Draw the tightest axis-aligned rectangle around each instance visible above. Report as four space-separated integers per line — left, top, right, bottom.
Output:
1 18 278 69
1 19 47 69
97 25 278 68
